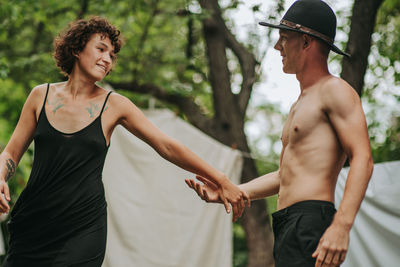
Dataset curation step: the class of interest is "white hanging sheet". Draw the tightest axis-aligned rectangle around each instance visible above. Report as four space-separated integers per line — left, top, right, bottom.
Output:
102 109 243 267
336 160 400 267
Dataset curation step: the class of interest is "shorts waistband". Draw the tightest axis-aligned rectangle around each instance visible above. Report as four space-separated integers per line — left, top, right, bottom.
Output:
272 200 335 219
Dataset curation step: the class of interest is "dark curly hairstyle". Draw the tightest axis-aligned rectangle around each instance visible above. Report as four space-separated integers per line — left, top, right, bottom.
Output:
53 16 123 76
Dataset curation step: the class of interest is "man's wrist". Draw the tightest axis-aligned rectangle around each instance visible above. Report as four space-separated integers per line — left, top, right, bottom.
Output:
332 213 353 231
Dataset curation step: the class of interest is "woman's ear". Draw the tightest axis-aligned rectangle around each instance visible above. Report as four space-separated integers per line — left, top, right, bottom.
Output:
72 50 79 59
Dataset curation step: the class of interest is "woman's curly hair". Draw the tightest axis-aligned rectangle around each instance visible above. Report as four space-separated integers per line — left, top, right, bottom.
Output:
53 16 123 76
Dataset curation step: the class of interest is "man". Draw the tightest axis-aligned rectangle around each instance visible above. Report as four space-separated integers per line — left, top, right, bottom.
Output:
185 1 373 266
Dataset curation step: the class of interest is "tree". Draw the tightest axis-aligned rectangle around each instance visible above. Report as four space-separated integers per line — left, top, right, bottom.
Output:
365 0 400 163
340 0 385 95
340 0 400 165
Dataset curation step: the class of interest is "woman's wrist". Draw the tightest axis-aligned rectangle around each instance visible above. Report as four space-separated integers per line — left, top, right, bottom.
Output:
216 173 231 187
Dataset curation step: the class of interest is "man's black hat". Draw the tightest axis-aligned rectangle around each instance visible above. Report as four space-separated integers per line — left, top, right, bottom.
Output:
259 0 350 57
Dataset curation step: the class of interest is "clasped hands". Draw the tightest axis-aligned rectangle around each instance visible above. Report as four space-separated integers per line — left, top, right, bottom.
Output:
185 175 250 222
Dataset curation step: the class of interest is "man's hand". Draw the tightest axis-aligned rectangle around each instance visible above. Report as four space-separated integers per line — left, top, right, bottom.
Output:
0 179 10 214
185 175 250 222
312 220 350 267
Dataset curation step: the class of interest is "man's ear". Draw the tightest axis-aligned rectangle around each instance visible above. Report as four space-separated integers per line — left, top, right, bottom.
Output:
303 34 311 48
302 34 315 53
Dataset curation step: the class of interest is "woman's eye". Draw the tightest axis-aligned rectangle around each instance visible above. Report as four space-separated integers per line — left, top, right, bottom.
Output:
98 47 104 52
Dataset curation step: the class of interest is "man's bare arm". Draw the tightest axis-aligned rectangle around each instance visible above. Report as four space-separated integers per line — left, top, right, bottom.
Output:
313 78 373 267
239 171 280 201
186 171 280 204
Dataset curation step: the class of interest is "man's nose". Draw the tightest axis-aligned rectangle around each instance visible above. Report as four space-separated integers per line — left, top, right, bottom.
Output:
274 40 281 51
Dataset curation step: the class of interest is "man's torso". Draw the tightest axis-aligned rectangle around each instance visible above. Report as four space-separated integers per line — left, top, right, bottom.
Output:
278 76 346 209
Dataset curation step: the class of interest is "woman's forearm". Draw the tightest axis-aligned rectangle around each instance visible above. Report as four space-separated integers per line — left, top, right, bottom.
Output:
0 152 17 182
158 139 228 185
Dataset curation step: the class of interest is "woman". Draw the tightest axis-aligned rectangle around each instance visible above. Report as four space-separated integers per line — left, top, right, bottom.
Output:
0 17 248 266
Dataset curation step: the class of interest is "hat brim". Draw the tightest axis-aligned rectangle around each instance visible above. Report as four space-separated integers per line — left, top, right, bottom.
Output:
259 22 350 58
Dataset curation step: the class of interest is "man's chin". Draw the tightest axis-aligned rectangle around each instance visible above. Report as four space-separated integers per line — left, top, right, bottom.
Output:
282 69 294 74
281 66 296 74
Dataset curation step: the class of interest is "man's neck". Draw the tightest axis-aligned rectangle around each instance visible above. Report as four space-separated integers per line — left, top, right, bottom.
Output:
294 50 331 91
296 61 330 92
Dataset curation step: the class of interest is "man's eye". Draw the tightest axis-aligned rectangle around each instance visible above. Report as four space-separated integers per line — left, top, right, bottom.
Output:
98 47 104 52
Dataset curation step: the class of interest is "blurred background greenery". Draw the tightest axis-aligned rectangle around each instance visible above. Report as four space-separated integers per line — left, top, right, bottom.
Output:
1 0 399 266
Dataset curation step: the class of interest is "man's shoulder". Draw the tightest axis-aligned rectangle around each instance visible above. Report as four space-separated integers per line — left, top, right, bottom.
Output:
319 76 361 114
320 76 352 92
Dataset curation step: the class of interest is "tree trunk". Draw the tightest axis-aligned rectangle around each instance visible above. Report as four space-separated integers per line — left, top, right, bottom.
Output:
341 0 384 95
198 1 274 266
240 158 275 267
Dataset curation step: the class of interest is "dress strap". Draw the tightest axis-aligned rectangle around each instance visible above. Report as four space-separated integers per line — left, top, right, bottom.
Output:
100 91 112 115
42 83 50 110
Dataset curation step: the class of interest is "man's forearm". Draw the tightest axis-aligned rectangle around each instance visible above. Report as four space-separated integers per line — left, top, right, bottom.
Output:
239 171 280 200
334 156 373 228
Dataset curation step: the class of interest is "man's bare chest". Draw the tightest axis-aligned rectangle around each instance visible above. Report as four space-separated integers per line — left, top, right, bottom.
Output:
281 97 327 146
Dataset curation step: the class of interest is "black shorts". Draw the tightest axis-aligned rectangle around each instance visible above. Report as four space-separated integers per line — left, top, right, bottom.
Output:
272 200 336 267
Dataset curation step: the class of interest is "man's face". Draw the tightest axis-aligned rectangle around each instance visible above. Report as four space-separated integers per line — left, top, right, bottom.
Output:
274 30 303 74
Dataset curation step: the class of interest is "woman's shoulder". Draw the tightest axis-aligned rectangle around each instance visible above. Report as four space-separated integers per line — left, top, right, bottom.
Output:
31 83 48 93
27 83 51 103
107 91 133 106
30 82 65 97
105 91 141 119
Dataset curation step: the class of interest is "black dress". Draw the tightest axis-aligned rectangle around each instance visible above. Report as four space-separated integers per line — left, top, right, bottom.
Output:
3 84 112 267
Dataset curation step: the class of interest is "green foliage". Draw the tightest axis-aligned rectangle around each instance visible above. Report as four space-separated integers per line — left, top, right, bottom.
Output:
376 0 400 74
233 221 248 267
370 115 400 163
0 79 33 235
359 0 400 163
1 0 399 264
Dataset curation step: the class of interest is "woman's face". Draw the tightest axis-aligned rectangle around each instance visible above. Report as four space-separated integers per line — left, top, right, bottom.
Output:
74 33 115 81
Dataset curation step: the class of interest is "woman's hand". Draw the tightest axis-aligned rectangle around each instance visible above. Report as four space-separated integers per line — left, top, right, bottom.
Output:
185 175 250 222
0 179 10 214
